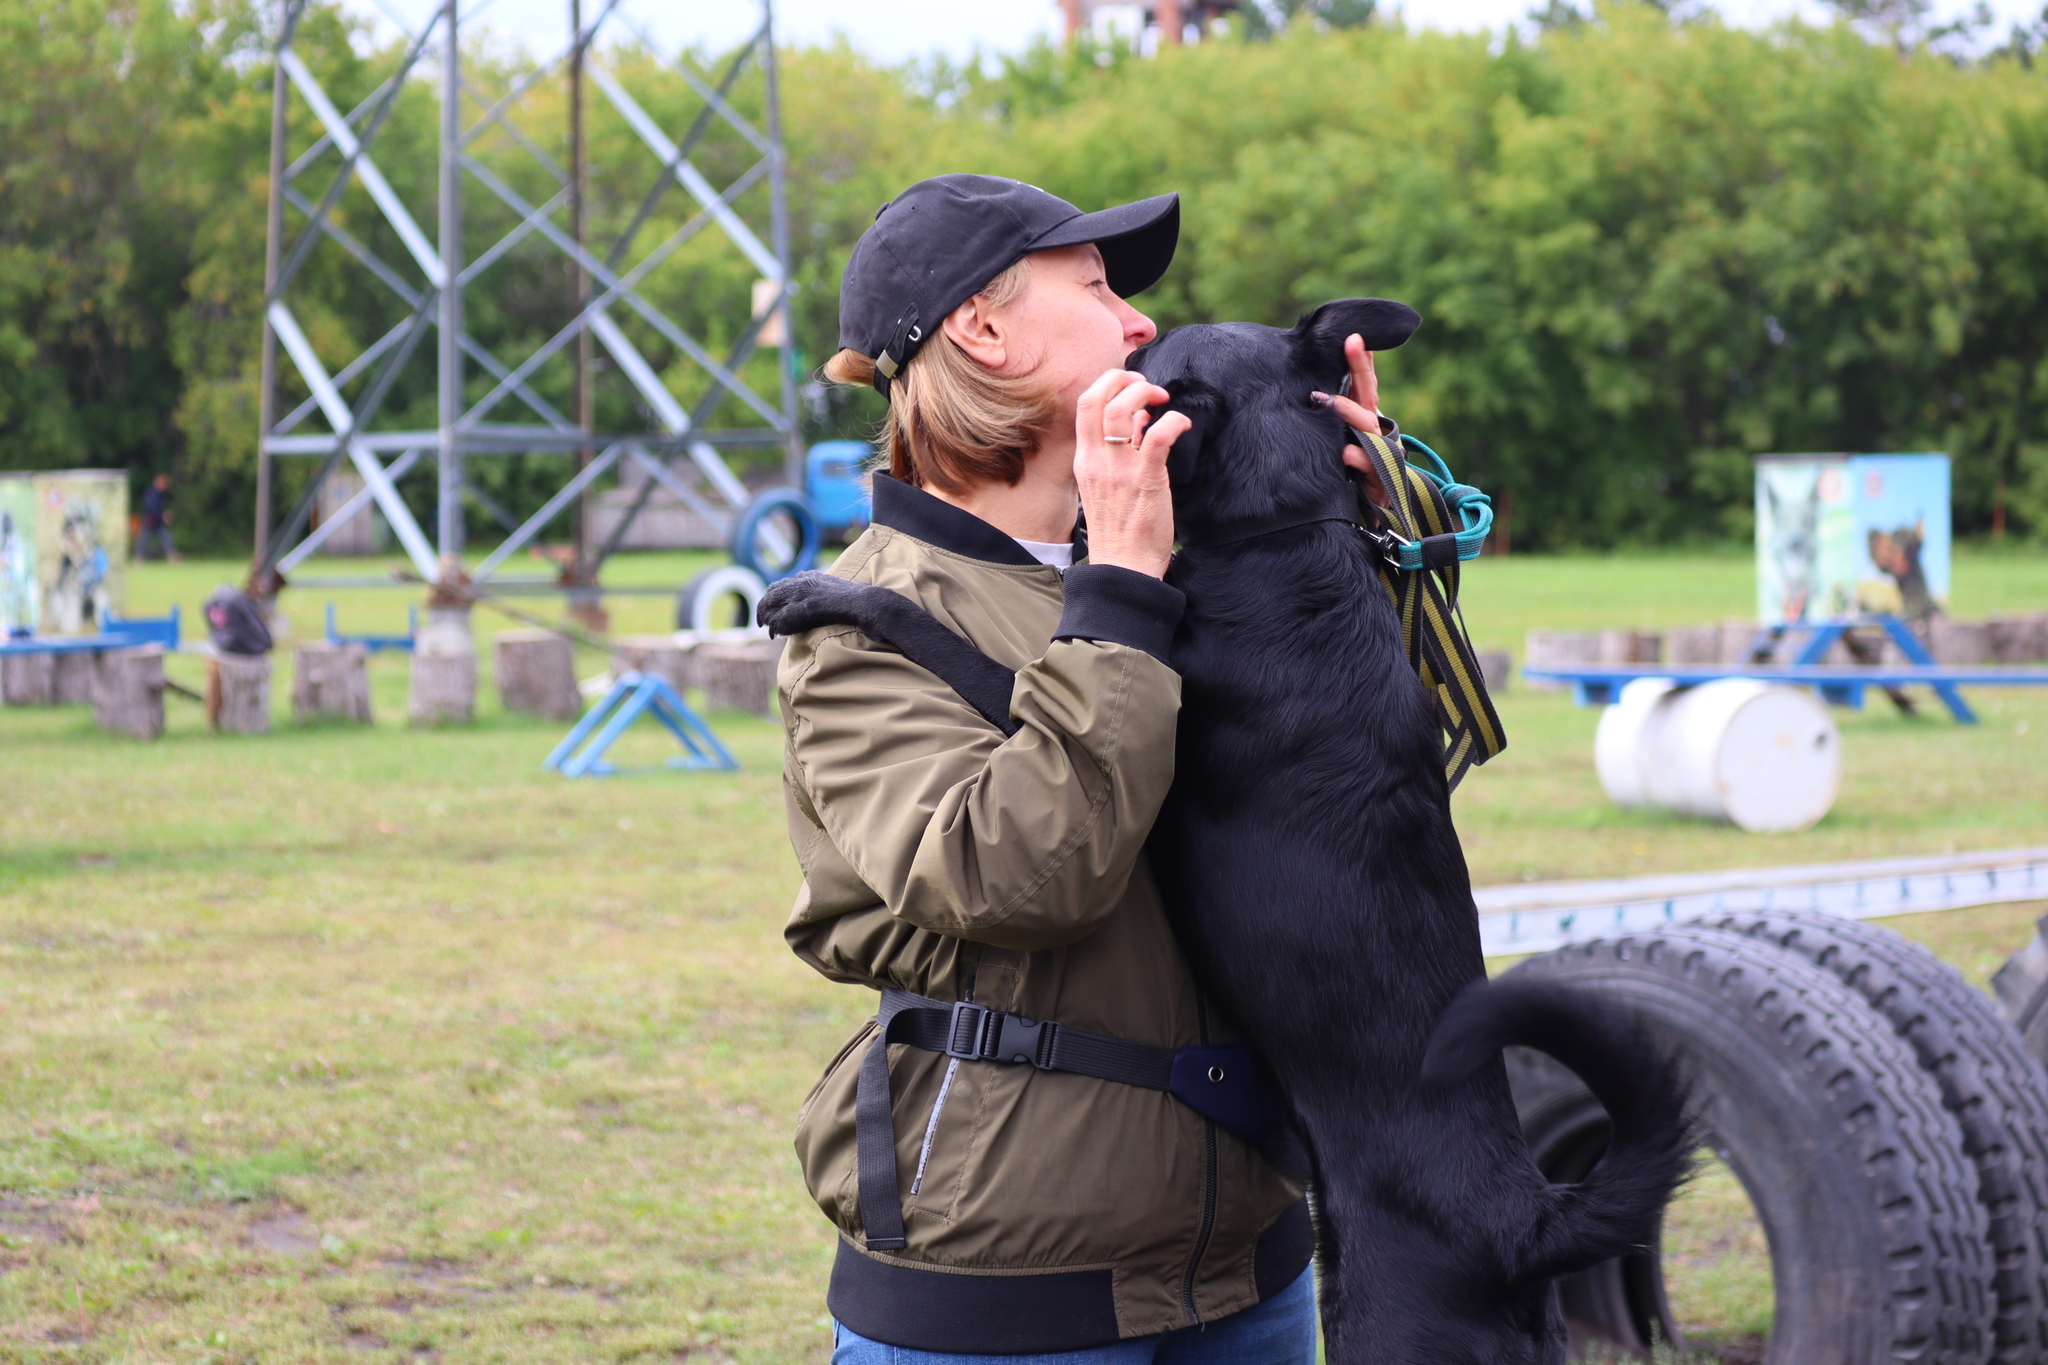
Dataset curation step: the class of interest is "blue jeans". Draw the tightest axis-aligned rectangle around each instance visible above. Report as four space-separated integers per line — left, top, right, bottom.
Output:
830 1268 1317 1365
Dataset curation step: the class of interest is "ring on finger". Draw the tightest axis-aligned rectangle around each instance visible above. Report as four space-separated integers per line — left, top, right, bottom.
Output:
1102 435 1131 445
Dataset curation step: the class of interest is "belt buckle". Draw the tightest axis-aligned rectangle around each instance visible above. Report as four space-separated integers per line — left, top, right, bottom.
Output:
991 1014 1057 1068
946 1001 996 1060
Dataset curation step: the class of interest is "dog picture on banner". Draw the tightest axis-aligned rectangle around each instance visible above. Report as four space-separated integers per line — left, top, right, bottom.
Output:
1755 453 1949 626
28 472 127 635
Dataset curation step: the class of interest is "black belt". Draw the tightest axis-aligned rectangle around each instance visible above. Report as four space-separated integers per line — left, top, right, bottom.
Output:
855 989 1276 1251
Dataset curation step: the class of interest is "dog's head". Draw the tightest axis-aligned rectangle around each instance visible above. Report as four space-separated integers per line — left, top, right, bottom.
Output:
1129 298 1422 546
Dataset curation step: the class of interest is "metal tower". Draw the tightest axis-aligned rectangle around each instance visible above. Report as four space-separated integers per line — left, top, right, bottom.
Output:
248 0 800 614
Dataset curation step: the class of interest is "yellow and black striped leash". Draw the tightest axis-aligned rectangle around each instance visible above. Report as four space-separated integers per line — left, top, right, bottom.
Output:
1348 429 1507 791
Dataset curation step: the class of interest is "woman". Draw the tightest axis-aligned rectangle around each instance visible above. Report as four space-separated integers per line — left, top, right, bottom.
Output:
776 174 1387 1365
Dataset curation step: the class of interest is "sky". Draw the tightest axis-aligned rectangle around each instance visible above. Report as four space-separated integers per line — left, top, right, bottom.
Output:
345 0 2040 66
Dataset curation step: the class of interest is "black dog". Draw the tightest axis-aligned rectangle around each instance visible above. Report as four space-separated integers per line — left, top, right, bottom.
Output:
760 300 1690 1364
1132 299 1688 1364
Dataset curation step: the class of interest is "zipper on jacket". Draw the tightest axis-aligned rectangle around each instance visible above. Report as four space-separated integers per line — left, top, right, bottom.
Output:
1181 997 1220 1326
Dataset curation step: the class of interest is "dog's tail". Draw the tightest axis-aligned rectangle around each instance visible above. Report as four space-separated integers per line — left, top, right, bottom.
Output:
1420 975 1695 1286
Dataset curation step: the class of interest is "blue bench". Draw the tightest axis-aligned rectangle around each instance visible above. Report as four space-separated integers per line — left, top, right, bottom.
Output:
0 607 182 657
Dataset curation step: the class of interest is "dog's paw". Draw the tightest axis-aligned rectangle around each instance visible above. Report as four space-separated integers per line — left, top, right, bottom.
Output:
756 572 884 637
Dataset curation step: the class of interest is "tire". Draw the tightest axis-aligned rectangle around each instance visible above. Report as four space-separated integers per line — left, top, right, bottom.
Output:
1505 926 1993 1365
728 488 822 583
1695 910 2048 1365
677 565 768 633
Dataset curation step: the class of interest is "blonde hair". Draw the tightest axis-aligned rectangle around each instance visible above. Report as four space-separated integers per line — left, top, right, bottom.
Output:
823 256 1059 495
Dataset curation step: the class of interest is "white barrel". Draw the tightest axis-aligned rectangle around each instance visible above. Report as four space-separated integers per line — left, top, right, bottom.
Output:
1595 678 1840 833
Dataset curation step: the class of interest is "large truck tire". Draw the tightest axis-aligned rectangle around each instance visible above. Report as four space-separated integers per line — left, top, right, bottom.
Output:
1697 910 2048 1365
1506 926 1993 1365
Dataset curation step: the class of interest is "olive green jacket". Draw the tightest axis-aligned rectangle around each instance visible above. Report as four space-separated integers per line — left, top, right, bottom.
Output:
777 474 1309 1355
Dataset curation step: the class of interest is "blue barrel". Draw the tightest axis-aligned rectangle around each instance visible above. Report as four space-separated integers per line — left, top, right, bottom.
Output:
806 441 874 535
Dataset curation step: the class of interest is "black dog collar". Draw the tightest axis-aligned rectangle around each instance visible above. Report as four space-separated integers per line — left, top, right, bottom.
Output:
1176 486 1366 551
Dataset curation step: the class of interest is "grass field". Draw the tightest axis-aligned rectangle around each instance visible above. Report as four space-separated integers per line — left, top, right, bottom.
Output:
2 548 2044 1362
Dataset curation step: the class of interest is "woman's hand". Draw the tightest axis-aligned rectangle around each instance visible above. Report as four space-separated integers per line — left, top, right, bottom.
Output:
1074 369 1190 579
1313 333 1391 509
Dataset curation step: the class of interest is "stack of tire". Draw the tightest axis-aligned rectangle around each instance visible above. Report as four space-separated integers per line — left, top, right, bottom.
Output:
1505 911 2048 1364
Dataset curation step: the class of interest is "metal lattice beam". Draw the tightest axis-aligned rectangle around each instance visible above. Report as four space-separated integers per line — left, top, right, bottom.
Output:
251 0 799 592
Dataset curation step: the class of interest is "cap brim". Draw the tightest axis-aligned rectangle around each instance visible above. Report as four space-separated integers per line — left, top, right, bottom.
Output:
1027 192 1180 298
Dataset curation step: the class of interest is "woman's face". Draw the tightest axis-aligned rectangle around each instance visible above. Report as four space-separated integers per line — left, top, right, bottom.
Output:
997 244 1159 415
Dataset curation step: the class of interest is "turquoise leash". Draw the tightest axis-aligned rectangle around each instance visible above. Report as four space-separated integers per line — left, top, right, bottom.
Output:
1384 434 1493 571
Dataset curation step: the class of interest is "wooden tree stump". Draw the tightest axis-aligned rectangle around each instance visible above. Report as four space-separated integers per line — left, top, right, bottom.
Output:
293 641 372 724
1719 618 1764 664
1598 629 1661 664
1664 626 1721 664
1523 631 1597 689
611 634 694 694
209 653 273 735
1930 618 1990 665
1988 613 2048 664
697 640 783 717
494 629 581 720
409 608 475 725
2 653 54 705
1475 650 1511 694
91 646 165 739
52 652 96 704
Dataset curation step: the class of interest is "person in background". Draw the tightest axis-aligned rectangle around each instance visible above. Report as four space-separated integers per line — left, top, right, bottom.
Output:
139 473 178 562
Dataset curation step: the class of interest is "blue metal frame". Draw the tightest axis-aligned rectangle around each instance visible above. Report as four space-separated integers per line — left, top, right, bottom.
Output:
326 602 418 653
0 607 182 657
1522 615 2048 724
543 671 738 777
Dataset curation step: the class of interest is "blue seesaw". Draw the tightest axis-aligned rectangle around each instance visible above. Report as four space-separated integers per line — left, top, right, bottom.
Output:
543 671 737 777
1525 614 2048 724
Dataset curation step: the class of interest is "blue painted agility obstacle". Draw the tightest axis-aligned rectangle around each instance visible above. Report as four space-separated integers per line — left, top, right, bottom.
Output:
1524 614 2048 724
0 606 182 656
325 602 417 653
544 671 737 777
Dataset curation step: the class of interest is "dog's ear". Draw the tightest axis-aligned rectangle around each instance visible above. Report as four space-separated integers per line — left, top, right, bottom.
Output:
1291 299 1423 379
1149 382 1219 488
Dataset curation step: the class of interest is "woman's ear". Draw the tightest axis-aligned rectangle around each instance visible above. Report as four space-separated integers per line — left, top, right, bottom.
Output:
942 293 1009 370
1291 299 1422 379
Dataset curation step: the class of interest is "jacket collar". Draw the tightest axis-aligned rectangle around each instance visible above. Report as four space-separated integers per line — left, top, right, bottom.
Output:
871 473 1081 567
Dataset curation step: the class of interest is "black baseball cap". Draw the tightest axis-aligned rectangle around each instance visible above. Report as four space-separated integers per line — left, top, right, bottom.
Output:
839 174 1179 398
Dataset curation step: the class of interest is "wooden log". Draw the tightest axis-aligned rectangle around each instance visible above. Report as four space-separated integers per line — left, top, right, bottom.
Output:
697 639 784 717
52 651 95 704
1930 618 1990 665
494 629 581 720
209 653 273 735
611 633 694 694
293 640 372 724
2 653 54 705
409 608 475 725
1523 630 1597 689
91 646 165 740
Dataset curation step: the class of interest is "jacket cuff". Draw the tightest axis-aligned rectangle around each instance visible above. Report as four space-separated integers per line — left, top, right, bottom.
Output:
1052 564 1184 664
